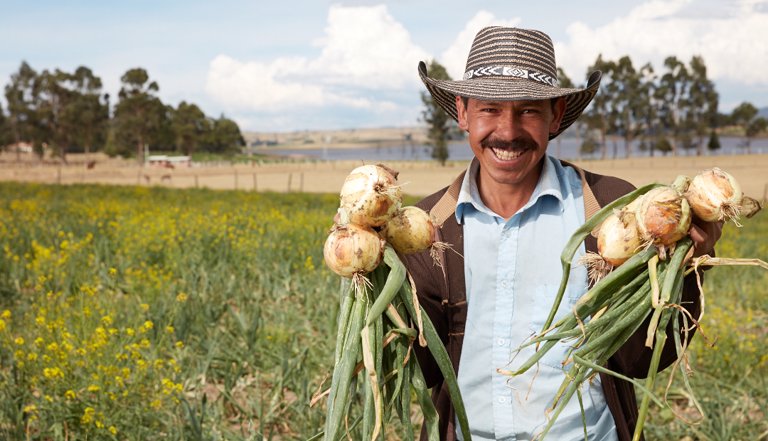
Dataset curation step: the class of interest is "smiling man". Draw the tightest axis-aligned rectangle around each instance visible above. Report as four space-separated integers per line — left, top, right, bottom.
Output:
404 26 720 441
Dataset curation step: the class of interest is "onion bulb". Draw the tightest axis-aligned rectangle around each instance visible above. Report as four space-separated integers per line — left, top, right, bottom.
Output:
384 206 436 255
685 167 742 223
597 201 643 267
323 223 384 278
635 186 691 257
581 200 643 282
338 164 402 227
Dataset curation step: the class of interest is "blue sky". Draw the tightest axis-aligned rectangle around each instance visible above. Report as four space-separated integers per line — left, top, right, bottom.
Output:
2 0 767 132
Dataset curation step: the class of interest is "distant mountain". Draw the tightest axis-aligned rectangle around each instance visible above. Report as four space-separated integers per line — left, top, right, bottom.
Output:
759 107 768 119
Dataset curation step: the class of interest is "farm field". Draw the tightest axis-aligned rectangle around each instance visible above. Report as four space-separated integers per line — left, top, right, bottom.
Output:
0 181 766 440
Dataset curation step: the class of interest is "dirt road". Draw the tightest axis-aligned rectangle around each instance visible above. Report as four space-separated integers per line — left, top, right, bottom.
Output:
1 153 766 201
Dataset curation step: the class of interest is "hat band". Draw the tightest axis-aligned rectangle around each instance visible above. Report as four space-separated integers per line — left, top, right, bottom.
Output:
463 66 558 87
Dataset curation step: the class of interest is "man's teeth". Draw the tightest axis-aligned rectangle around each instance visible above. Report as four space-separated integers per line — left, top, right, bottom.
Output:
491 148 524 160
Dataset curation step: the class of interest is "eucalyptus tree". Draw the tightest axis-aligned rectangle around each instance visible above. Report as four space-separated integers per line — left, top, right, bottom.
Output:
583 55 616 159
4 62 40 160
0 102 11 149
654 56 691 155
684 56 718 155
420 60 452 165
206 116 245 154
112 68 166 162
65 66 109 155
607 56 655 158
34 68 74 161
171 101 209 155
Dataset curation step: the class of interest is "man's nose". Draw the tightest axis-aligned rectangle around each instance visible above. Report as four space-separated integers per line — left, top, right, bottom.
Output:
495 111 522 139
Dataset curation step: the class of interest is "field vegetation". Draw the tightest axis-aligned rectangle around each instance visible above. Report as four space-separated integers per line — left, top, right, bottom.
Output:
0 182 765 440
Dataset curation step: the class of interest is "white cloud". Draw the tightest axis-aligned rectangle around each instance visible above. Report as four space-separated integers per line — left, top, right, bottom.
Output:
440 11 522 79
205 4 427 114
554 0 768 87
308 4 430 89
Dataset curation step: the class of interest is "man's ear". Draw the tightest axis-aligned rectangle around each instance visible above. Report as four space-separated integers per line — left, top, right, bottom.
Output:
455 96 469 131
549 97 567 134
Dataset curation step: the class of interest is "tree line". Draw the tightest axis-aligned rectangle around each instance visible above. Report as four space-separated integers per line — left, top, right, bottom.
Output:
0 62 245 163
422 54 768 164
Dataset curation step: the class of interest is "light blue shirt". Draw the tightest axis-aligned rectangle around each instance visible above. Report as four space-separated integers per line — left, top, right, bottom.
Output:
455 156 618 441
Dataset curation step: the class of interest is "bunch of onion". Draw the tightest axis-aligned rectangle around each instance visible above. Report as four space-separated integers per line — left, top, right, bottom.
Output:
501 169 766 441
318 164 471 441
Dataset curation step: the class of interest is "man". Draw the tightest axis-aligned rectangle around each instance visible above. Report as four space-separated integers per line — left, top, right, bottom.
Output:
404 26 720 441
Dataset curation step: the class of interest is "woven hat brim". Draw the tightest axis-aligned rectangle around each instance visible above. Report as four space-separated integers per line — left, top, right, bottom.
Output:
419 61 602 140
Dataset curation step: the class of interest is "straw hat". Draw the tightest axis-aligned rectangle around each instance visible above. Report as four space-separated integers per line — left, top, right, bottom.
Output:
419 26 601 139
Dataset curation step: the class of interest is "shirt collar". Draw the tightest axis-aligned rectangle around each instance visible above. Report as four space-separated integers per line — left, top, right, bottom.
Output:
455 155 565 224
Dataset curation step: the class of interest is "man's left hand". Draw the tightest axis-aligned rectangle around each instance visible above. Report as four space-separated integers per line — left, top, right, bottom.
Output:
688 216 724 258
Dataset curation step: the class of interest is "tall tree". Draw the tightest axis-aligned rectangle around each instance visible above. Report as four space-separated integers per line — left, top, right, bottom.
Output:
205 116 245 154
35 68 75 162
686 56 718 156
608 56 654 158
420 60 452 165
583 55 616 159
655 56 691 155
64 66 109 155
171 101 208 155
4 62 40 161
0 102 12 148
112 68 166 162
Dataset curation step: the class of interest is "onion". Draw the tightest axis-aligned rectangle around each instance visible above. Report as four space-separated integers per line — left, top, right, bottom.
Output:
634 186 691 258
338 164 402 227
581 200 644 282
685 167 742 223
384 206 436 255
323 223 384 278
597 202 643 267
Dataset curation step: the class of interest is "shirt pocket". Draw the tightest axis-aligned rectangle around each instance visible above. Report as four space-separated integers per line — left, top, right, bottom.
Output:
527 284 583 370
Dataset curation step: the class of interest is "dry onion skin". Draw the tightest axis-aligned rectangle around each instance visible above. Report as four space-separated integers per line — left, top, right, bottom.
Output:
598 204 643 267
323 223 384 278
338 164 402 227
384 206 436 255
685 167 742 223
635 186 692 257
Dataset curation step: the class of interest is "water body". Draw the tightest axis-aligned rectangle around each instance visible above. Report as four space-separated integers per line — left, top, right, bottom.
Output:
257 137 768 162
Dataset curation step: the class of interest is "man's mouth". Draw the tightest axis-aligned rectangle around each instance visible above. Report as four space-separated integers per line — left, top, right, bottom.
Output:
481 137 538 161
490 148 525 160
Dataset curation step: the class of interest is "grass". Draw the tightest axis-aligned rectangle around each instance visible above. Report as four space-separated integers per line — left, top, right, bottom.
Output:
0 181 765 440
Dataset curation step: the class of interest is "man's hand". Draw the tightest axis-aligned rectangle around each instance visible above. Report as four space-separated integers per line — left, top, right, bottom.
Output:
688 216 724 257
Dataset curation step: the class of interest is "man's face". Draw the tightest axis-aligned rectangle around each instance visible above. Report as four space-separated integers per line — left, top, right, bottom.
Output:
456 96 565 194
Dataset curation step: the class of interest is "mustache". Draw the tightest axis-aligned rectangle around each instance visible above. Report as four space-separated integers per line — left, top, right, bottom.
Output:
480 136 540 151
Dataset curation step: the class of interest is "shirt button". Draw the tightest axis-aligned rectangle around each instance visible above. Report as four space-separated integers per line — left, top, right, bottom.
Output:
498 397 506 403
501 280 509 289
497 338 505 346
